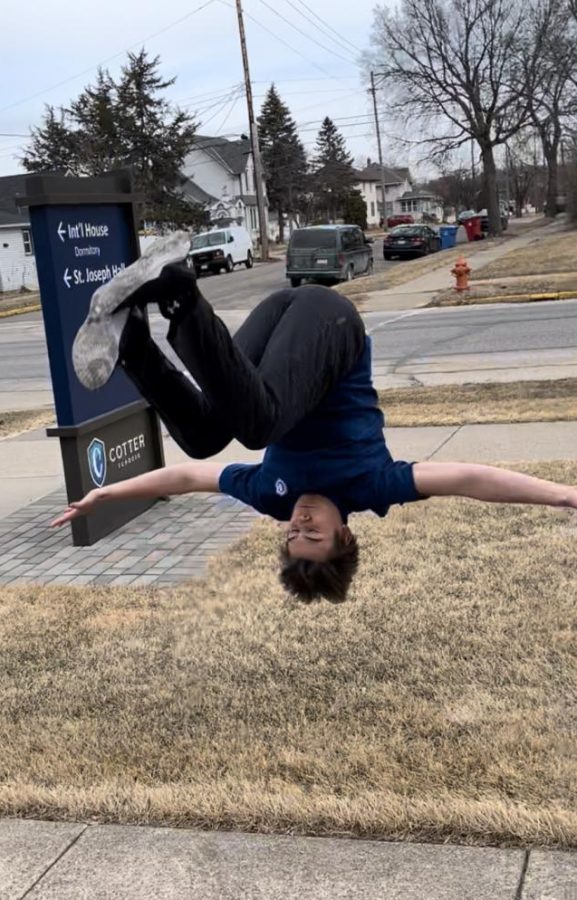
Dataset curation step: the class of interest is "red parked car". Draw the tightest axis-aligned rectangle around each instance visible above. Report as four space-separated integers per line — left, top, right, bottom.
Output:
387 214 414 228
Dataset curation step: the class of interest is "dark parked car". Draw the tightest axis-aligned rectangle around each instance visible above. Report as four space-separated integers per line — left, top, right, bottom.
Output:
387 214 414 228
383 225 441 260
286 225 373 287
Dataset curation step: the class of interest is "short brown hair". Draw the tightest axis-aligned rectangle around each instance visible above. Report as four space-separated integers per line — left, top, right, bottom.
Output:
279 532 359 603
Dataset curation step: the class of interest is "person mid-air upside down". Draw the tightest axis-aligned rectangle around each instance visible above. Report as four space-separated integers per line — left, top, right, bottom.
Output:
52 234 577 603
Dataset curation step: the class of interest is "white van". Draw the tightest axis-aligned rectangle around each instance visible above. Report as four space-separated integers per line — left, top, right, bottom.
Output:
188 226 254 275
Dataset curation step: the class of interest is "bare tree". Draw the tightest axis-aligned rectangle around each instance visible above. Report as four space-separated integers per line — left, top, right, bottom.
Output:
505 137 536 216
523 0 577 217
370 0 541 234
426 166 481 213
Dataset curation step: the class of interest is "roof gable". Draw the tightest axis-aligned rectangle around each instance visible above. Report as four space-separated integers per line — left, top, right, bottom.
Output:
188 135 251 176
0 174 29 212
353 163 412 185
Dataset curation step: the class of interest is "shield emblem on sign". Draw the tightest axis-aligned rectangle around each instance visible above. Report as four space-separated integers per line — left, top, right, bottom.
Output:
87 438 107 488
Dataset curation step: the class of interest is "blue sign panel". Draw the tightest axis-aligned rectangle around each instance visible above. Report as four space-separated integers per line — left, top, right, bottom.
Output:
29 203 141 426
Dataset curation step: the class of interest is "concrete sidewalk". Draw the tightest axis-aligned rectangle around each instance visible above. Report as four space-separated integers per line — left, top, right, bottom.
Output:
2 818 576 899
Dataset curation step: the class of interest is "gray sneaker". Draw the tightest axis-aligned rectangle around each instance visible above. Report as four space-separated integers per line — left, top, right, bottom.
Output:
72 231 190 391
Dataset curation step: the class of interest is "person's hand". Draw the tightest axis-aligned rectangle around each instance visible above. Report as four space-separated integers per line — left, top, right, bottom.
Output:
50 490 102 528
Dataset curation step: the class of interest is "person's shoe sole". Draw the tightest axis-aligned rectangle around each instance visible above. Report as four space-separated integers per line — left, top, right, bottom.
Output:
72 232 190 391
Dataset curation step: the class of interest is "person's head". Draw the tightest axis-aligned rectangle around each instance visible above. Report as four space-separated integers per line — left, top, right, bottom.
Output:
279 495 359 603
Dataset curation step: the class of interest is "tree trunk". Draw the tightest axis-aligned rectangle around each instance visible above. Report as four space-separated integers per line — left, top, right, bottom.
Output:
481 145 502 236
277 206 285 244
543 145 559 218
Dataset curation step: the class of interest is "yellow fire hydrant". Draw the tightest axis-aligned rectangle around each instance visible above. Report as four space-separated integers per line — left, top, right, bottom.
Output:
452 256 471 292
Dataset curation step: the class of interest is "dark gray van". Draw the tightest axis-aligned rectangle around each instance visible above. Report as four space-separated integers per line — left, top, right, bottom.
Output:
286 225 373 287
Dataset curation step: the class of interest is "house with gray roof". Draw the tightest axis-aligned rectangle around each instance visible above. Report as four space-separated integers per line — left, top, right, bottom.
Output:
181 135 268 240
353 161 414 226
398 187 444 222
0 174 38 293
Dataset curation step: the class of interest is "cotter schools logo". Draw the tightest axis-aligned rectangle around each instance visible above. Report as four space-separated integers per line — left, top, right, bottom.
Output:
87 438 107 488
275 478 288 496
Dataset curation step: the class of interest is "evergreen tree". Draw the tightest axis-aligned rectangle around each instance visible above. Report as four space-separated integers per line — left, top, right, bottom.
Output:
67 69 120 175
115 50 197 224
22 50 198 227
23 105 80 174
342 189 368 229
257 84 307 242
312 117 356 222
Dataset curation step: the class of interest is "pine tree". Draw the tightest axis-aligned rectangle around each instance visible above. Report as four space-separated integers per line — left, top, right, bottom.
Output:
22 50 198 227
312 116 356 222
342 190 368 229
115 50 197 224
258 84 307 242
23 106 80 175
67 69 120 175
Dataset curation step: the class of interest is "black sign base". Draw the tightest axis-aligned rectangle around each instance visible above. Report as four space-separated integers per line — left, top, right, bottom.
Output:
48 400 165 546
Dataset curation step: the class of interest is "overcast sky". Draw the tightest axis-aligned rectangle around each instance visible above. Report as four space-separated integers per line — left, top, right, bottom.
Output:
0 0 419 179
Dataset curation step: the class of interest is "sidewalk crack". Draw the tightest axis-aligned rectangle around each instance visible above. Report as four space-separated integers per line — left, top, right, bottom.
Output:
426 424 463 460
19 824 89 899
514 849 531 900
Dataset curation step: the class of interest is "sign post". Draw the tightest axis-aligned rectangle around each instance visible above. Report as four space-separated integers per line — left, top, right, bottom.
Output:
23 172 165 546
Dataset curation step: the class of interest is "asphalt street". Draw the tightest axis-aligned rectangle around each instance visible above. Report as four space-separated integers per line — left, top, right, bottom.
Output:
195 237 390 309
1 291 576 410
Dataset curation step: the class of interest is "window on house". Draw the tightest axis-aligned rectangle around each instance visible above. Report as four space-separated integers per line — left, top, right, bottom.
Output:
22 229 33 255
370 201 375 217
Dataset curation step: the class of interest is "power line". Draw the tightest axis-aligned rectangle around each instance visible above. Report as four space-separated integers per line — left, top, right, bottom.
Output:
289 0 364 55
0 0 217 115
217 0 343 83
279 0 360 61
198 85 245 129
185 87 244 116
257 0 357 65
214 92 244 135
172 83 243 107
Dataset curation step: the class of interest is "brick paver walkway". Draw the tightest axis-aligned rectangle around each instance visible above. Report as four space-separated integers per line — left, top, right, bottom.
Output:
0 490 257 586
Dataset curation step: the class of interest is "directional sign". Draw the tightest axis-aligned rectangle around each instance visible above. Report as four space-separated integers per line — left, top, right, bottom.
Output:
28 202 141 426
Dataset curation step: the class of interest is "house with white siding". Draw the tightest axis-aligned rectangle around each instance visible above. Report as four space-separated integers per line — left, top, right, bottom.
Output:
353 162 414 226
181 135 268 240
0 175 38 294
398 188 444 222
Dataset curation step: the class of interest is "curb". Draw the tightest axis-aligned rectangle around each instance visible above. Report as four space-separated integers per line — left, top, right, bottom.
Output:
0 304 41 319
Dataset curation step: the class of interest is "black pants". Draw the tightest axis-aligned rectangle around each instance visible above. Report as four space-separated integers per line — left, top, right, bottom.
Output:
121 279 365 458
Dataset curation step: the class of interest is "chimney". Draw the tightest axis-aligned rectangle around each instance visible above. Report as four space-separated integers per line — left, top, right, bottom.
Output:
367 157 372 166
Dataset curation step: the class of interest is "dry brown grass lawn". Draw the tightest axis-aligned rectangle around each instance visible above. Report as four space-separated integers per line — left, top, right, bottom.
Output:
379 379 577 426
472 230 577 281
0 408 54 437
432 274 577 307
0 291 41 315
2 460 577 848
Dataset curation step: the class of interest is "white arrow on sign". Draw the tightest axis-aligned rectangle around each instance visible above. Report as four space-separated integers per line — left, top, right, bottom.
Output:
63 268 72 289
57 222 66 243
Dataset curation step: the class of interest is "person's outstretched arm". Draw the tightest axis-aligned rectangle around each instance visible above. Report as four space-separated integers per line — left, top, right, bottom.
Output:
413 461 577 509
51 461 223 528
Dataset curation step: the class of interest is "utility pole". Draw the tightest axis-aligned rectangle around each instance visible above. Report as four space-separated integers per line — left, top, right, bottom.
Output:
369 72 388 226
235 0 269 260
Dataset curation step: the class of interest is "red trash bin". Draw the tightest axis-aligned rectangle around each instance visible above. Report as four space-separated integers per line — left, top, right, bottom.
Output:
462 215 483 242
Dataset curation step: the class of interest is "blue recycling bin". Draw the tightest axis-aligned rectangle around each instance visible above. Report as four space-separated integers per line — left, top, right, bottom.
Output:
439 225 458 250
